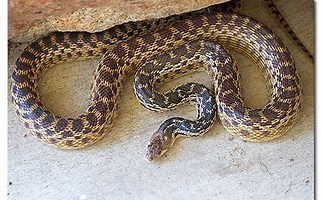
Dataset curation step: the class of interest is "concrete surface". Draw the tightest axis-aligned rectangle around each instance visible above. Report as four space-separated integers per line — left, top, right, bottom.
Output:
8 0 314 199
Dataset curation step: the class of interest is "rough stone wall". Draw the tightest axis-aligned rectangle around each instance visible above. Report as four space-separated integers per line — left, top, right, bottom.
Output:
9 0 229 42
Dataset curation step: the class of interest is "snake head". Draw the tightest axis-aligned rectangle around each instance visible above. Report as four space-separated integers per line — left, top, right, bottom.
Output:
146 130 175 161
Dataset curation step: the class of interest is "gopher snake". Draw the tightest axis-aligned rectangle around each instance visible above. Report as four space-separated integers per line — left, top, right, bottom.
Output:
11 8 302 160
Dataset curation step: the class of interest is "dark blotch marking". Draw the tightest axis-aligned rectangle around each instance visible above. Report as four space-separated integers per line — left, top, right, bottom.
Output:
86 113 97 127
108 28 118 39
57 54 62 61
54 32 65 44
101 48 107 54
166 92 181 105
274 101 289 111
62 131 73 138
280 66 296 76
234 104 246 115
15 59 31 70
117 24 127 33
103 56 118 70
248 110 262 122
69 33 79 43
46 129 55 136
50 138 58 144
155 38 166 46
72 119 84 132
94 101 108 114
13 86 36 99
261 131 270 136
282 78 297 88
74 135 81 140
243 120 253 127
99 70 115 84
35 131 43 139
87 50 94 56
114 45 126 58
67 52 72 58
278 51 291 61
33 123 40 130
41 114 54 128
29 107 43 120
41 36 55 49
231 120 239 127
240 130 250 136
98 85 113 98
221 118 231 127
77 52 82 58
95 32 105 42
263 109 278 120
82 137 90 144
175 22 190 34
23 122 30 129
141 34 155 46
21 51 37 60
29 42 43 55
282 90 297 99
16 97 36 112
66 140 74 146
54 118 69 132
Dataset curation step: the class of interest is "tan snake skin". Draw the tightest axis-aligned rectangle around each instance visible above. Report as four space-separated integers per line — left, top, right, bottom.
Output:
11 11 302 157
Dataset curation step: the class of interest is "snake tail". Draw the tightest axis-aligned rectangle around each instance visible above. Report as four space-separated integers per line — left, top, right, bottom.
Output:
264 0 314 62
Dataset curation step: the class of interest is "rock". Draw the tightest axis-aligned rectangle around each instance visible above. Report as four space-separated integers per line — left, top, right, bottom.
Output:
9 0 229 43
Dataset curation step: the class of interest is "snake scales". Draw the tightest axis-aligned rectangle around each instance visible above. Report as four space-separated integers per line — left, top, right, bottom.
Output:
11 6 302 161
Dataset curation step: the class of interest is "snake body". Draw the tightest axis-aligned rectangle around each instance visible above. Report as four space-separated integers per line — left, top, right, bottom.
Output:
134 41 218 160
11 10 302 160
